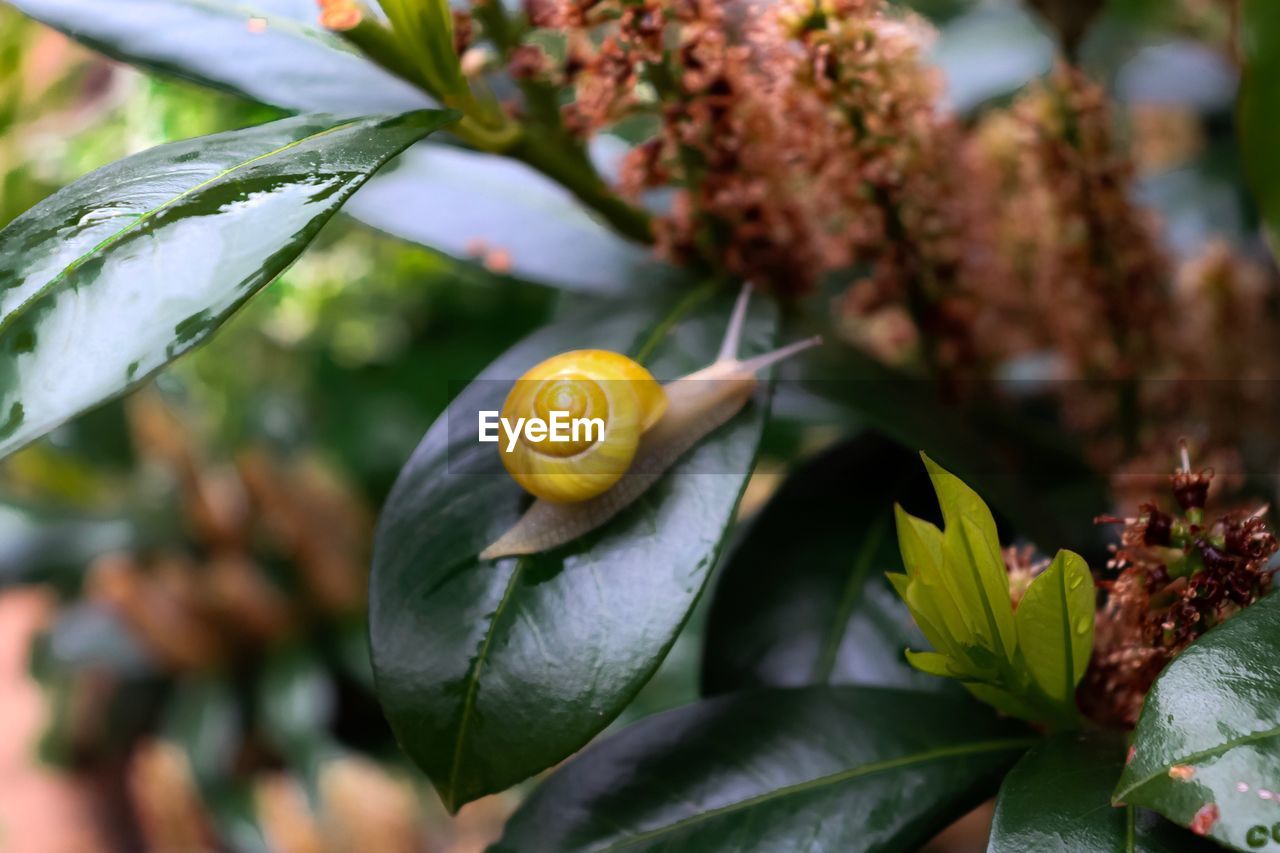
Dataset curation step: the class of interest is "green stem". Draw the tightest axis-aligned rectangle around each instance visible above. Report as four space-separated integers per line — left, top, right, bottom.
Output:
340 10 428 91
511 132 654 244
340 0 650 242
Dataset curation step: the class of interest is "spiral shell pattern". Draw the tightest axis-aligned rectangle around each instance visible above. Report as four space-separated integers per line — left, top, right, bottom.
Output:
498 350 667 502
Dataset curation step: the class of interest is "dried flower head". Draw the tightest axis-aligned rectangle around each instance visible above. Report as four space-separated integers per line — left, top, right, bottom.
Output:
1085 446 1277 727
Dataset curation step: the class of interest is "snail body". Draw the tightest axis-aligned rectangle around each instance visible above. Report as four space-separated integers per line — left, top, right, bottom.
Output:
480 286 820 560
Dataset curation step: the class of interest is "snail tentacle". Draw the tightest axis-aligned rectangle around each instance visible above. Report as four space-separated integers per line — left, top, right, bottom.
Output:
717 281 754 363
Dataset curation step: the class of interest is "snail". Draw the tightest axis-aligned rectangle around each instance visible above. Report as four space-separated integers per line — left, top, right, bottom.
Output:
480 285 821 560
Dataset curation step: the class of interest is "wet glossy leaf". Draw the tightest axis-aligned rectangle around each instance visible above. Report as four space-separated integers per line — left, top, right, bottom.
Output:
370 289 779 810
1115 593 1280 851
343 141 666 293
8 0 429 116
0 110 455 461
701 432 950 694
494 686 1032 852
991 731 1217 852
9 1 658 292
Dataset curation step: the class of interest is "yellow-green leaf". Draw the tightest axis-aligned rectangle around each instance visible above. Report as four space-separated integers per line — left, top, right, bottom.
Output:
379 0 468 101
894 505 975 644
905 650 963 678
964 682 1043 722
922 454 1018 661
1014 550 1094 706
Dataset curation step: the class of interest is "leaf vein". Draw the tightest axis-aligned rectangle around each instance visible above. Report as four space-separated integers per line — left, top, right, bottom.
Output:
446 556 528 808
600 737 1035 851
1114 724 1280 802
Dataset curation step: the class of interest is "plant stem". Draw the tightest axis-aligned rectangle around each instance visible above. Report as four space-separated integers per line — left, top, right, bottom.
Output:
340 0 651 243
510 131 653 244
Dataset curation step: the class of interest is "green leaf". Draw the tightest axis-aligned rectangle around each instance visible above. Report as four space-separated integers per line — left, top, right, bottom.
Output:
891 457 1086 726
1241 0 1280 253
343 141 666 292
379 0 466 100
369 289 778 811
701 432 954 695
904 649 963 678
922 453 1018 662
8 0 430 116
801 345 1108 553
894 505 979 657
963 682 1044 722
1115 593 1280 851
991 731 1218 853
493 686 1032 852
1015 550 1093 706
0 109 455 461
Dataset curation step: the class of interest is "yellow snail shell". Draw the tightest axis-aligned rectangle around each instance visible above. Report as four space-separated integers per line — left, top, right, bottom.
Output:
481 284 821 560
498 350 667 503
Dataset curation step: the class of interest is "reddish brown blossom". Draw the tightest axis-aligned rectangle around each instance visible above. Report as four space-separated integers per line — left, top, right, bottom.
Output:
966 65 1170 381
1084 450 1276 727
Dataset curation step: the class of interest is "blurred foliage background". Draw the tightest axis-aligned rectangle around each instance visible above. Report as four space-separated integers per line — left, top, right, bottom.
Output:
0 0 1259 850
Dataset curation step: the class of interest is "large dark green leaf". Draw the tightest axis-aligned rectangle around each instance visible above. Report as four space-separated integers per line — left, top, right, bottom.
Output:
344 141 666 293
1115 593 1280 851
802 345 1107 557
0 109 455 461
494 686 1031 852
702 432 950 695
8 0 429 116
991 731 1216 852
1241 0 1280 252
370 289 778 810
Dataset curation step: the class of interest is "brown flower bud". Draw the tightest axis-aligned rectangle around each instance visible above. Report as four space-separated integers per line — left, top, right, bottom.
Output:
1172 469 1211 512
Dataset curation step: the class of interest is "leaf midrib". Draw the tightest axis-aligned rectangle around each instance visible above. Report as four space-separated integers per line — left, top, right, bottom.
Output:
812 511 887 683
1056 556 1075 703
445 555 528 809
601 736 1036 851
440 288 764 807
1113 724 1280 802
0 119 356 339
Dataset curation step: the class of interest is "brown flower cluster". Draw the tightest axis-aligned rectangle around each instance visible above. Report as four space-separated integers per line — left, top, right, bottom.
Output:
1084 449 1277 727
965 65 1170 380
531 0 978 369
531 1 1209 382
85 394 370 672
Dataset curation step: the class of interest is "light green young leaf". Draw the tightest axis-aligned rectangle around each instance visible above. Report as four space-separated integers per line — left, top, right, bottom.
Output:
904 650 962 678
379 0 468 101
922 453 1018 661
888 573 960 665
1015 550 1093 706
963 682 1043 722
893 505 975 644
